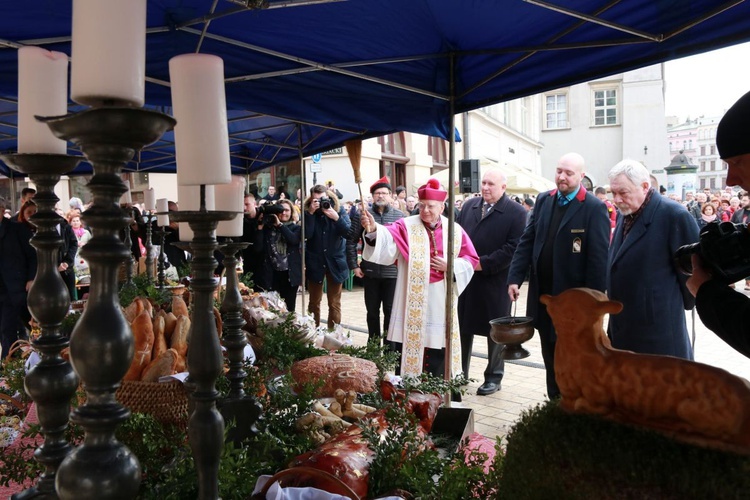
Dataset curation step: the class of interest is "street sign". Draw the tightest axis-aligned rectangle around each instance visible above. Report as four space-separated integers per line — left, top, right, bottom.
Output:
312 153 322 163
311 163 322 173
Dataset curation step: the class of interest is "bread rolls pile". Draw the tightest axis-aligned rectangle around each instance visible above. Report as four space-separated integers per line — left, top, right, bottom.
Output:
122 296 191 382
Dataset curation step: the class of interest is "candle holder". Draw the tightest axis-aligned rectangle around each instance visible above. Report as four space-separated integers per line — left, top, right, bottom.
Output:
0 153 81 500
168 190 235 500
155 226 167 289
121 206 136 289
40 107 175 500
216 240 263 444
143 211 155 282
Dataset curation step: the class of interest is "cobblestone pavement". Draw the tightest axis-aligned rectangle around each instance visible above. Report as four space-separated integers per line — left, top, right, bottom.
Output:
295 282 750 441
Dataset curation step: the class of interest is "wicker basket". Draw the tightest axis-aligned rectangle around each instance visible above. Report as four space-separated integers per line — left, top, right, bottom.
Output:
116 380 189 427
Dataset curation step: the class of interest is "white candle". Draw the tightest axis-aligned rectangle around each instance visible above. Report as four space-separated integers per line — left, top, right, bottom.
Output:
216 176 245 237
169 54 231 186
70 0 146 107
17 46 69 154
156 198 169 227
144 187 156 211
177 185 215 242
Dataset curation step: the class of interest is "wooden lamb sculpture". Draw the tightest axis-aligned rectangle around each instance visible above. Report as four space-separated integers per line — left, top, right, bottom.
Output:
540 287 750 454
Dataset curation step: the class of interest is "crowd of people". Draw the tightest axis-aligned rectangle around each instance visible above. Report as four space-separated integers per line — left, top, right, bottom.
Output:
3 91 750 405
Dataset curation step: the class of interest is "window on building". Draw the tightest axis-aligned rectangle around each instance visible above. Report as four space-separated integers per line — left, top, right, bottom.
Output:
428 136 448 169
544 93 568 129
683 140 686 150
710 177 716 189
377 133 409 188
700 145 705 156
592 87 618 126
710 160 715 171
710 145 716 155
700 178 706 189
700 161 706 171
689 140 693 149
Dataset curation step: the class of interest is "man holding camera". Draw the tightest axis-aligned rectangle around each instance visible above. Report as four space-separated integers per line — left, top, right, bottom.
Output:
607 159 698 359
688 90 750 359
304 185 351 329
347 176 404 344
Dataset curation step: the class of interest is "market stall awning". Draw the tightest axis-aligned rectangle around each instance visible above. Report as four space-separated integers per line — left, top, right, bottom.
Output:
2 0 750 177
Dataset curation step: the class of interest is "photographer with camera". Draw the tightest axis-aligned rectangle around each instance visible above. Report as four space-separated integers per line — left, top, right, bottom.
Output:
255 199 301 312
607 159 699 359
304 185 351 329
687 90 750 359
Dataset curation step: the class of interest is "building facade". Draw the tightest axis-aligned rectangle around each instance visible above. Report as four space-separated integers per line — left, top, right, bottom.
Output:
538 64 670 190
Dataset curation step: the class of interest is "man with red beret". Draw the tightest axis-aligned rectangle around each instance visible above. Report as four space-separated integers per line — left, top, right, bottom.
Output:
360 178 479 379
347 176 404 344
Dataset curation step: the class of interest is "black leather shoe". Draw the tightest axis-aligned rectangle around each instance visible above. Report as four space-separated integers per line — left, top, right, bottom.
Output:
476 381 501 396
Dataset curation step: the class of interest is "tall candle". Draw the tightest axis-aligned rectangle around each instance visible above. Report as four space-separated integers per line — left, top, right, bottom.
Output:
70 0 146 107
169 54 231 186
156 198 169 227
17 46 69 154
144 187 156 211
177 185 215 242
216 176 245 237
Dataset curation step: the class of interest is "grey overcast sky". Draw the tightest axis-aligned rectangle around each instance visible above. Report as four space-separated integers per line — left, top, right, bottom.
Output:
664 41 750 120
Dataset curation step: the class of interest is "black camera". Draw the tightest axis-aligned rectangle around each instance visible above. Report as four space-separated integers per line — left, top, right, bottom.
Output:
674 221 750 284
319 196 332 210
256 202 285 217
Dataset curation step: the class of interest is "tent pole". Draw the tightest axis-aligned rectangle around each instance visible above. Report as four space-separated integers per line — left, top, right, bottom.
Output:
298 124 306 315
444 53 457 399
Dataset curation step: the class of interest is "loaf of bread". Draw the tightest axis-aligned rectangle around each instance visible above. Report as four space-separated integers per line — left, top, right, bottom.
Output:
170 314 190 358
124 309 154 381
291 354 378 397
122 297 144 324
172 295 189 319
152 315 167 360
163 311 178 342
141 348 179 382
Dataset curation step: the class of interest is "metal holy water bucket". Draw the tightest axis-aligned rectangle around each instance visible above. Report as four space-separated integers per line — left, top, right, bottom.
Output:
489 302 534 360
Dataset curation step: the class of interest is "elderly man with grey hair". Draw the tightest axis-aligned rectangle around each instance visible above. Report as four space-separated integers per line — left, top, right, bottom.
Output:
606 159 699 359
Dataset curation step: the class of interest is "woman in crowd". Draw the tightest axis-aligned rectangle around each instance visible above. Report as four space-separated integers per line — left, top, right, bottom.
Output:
68 212 92 275
256 199 302 312
699 203 718 229
17 200 37 231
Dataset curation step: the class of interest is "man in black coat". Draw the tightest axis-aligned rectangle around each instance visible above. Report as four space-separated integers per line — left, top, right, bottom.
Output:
347 176 404 343
240 192 267 291
507 152 611 398
57 218 78 300
0 204 37 357
457 169 527 395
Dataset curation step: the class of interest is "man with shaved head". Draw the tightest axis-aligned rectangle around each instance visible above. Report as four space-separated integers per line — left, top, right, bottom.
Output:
457 168 527 395
507 153 610 398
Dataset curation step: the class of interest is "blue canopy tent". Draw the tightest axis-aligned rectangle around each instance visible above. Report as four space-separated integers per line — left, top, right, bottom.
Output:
1 0 750 178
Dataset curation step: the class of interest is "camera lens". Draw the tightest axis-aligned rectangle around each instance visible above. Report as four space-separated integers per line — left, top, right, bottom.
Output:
321 201 331 209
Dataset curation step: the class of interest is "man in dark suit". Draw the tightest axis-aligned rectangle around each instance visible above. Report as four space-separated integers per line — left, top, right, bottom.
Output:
607 159 698 359
458 169 527 395
0 202 37 357
507 152 610 398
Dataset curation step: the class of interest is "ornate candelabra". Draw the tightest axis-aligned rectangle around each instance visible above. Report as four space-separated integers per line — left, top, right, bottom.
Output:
121 206 136 289
167 188 234 500
0 153 81 500
143 211 155 282
41 107 175 500
217 240 263 444
155 225 167 289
